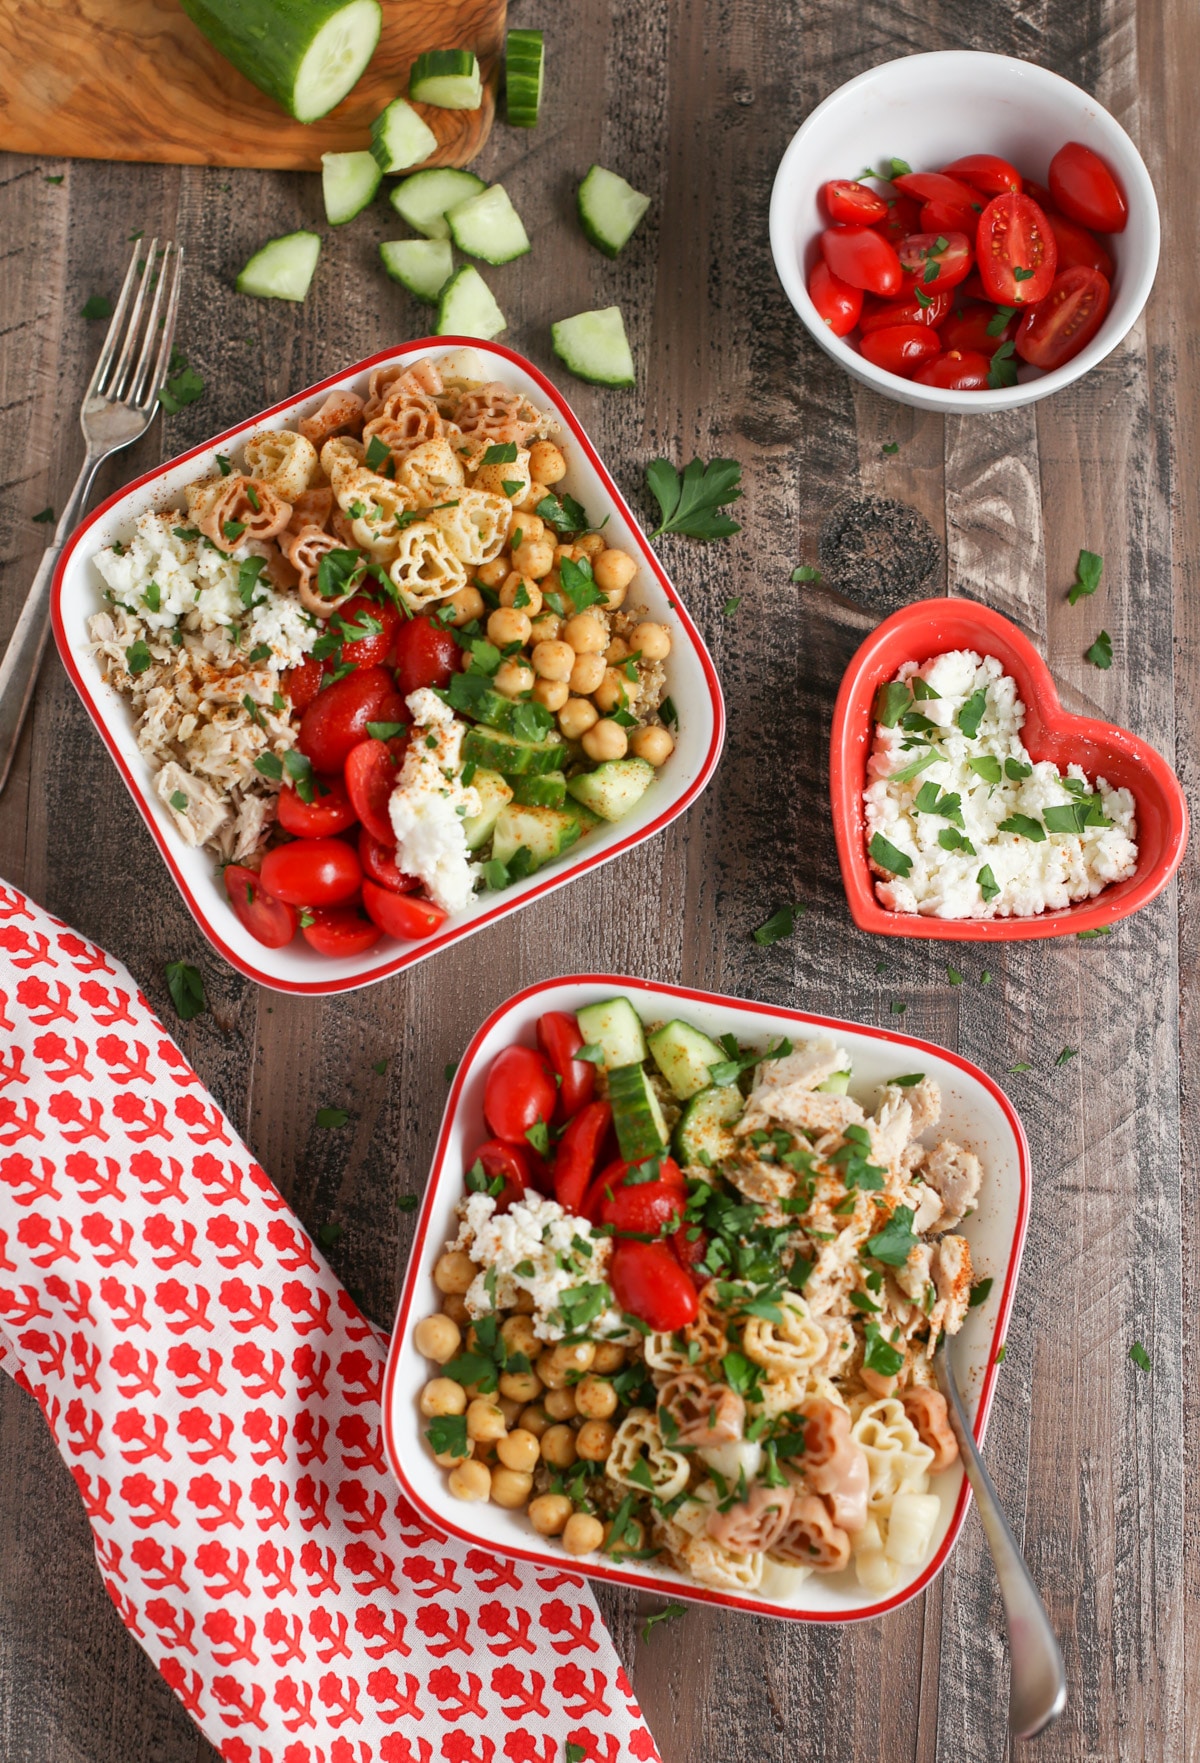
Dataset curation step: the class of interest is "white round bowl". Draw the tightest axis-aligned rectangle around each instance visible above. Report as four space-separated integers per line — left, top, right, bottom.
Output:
769 51 1160 413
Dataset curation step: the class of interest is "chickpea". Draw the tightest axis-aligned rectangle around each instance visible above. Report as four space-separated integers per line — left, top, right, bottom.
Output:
599 580 628 610
575 1374 618 1420
594 548 638 597
578 531 605 558
434 1250 477 1295
533 678 570 713
529 440 567 484
513 536 556 581
605 1517 646 1557
532 639 576 682
563 612 607 654
519 1403 552 1438
448 1459 491 1502
496 1428 541 1474
562 1512 605 1556
473 1439 498 1464
517 479 549 513
475 457 530 500
500 573 542 615
543 1386 578 1421
540 1424 578 1469
575 1419 615 1461
549 1341 595 1377
529 612 563 644
605 637 629 665
631 620 672 661
419 1377 466 1419
629 724 675 767
487 607 532 648
569 652 606 696
465 1397 507 1442
474 557 509 589
540 568 562 598
592 1343 626 1373
535 1348 568 1390
529 1492 573 1536
558 697 599 742
501 1315 540 1356
434 1443 471 1469
494 659 536 698
506 510 543 547
593 668 640 715
554 542 586 566
442 1292 470 1325
582 720 628 763
498 1369 542 1404
414 1314 462 1365
445 584 486 625
490 1467 535 1509
512 1288 536 1315
498 1396 524 1428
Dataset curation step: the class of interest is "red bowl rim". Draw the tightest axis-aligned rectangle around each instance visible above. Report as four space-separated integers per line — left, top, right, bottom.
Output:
50 338 726 994
382 972 1032 1624
830 597 1189 941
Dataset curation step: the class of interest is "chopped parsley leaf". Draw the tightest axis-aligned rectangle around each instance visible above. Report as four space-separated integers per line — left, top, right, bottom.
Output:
868 831 912 877
1129 1341 1151 1372
1085 629 1113 670
753 903 804 946
169 790 188 812
968 1276 993 1308
1069 549 1103 605
641 1602 687 1643
1055 1046 1077 1066
165 959 206 1022
316 1106 350 1128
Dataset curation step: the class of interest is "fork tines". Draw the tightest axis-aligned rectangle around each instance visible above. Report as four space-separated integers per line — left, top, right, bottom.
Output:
90 238 185 412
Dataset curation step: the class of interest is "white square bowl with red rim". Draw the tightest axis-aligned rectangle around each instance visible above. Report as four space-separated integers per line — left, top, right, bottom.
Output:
51 340 726 995
383 974 1030 1623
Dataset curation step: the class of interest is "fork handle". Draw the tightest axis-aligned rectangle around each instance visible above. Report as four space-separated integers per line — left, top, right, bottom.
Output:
0 450 105 794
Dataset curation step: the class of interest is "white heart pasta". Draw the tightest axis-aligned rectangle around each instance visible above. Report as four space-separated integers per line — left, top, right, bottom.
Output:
741 1290 827 1379
605 1408 690 1502
426 489 513 566
682 1533 764 1592
394 438 466 504
242 429 319 501
471 449 532 503
386 522 467 610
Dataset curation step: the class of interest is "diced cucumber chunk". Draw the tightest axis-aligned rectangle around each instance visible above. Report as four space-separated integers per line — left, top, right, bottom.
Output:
505 28 544 127
236 231 321 302
462 768 512 851
578 165 651 257
816 1069 852 1095
436 265 507 341
491 803 580 870
390 167 486 239
461 724 562 776
675 1083 744 1168
447 183 530 265
370 96 438 173
565 801 603 837
609 1062 669 1162
409 48 482 110
565 758 654 823
512 771 567 809
551 306 636 388
648 1019 728 1101
321 150 381 225
180 0 382 124
575 997 648 1070
380 239 454 304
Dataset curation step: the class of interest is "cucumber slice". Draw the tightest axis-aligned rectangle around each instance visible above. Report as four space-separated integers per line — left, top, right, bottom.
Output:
446 184 530 265
816 1069 852 1095
565 801 602 837
409 48 482 110
565 757 654 822
370 96 438 174
609 1062 669 1162
575 997 648 1070
179 0 381 124
380 239 453 304
462 768 512 851
578 165 651 257
675 1083 743 1168
391 167 487 239
551 307 636 388
505 28 544 127
511 771 567 809
236 231 321 302
322 150 381 225
461 724 561 775
436 265 507 341
492 804 581 870
647 1019 728 1101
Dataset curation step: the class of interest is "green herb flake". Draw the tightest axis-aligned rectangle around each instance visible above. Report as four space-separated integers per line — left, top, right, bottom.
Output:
1085 629 1113 670
865 1204 918 1266
316 1106 350 1129
753 903 804 946
1005 757 1033 780
1069 549 1103 605
366 720 406 742
641 1601 687 1643
365 434 392 473
1077 925 1112 940
791 564 821 583
987 340 1018 388
32 506 55 525
998 813 1046 842
1010 1062 1032 1072
968 1276 993 1308
868 832 913 878
81 294 113 320
169 790 188 813
967 754 1002 785
396 1194 418 1212
1129 1341 1151 1372
481 441 519 465
881 441 900 455
947 965 963 985
977 865 1000 904
995 1344 1007 1364
1056 1046 1077 1066
874 681 912 728
890 1073 925 1087
646 455 743 542
426 1413 468 1457
165 959 206 1022
863 1321 905 1378
157 350 205 414
986 305 1017 337
722 596 741 617
659 696 678 730
125 639 153 676
957 688 988 739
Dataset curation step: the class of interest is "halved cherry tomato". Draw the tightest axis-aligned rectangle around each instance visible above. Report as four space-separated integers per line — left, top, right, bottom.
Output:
360 879 446 940
820 226 903 297
467 1139 530 1213
897 230 974 294
284 657 323 714
1022 179 1056 212
537 1010 596 1119
393 613 461 698
941 153 1022 195
821 179 888 224
913 348 993 390
358 826 420 893
859 323 942 378
328 592 402 671
298 666 401 774
894 170 981 209
344 739 402 845
919 196 981 237
609 1239 698 1332
1014 266 1110 370
1048 142 1127 233
260 837 362 908
300 904 383 957
976 192 1057 304
580 1155 685 1226
807 260 863 336
672 1223 709 1289
940 300 1018 355
957 271 992 304
484 1044 557 1146
552 1099 612 1213
277 775 358 838
224 863 297 948
874 192 922 246
858 288 953 333
1044 210 1115 280
603 1179 686 1238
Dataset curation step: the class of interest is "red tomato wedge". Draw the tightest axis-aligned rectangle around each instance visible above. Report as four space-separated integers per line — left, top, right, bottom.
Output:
820 226 903 296
941 153 1023 195
896 231 974 294
344 739 402 845
1044 210 1115 280
859 288 953 333
821 179 888 224
1014 266 1110 369
859 323 942 378
536 1010 596 1118
260 837 362 908
357 827 420 893
602 1179 686 1238
467 1139 531 1213
483 1044 557 1146
360 879 446 941
976 193 1057 304
283 657 323 714
1048 142 1128 233
913 349 993 390
300 905 383 957
552 1099 612 1214
609 1239 698 1332
224 864 297 948
276 775 358 838
298 666 402 774
894 170 981 209
940 300 1018 355
392 613 461 698
874 192 921 246
806 260 863 336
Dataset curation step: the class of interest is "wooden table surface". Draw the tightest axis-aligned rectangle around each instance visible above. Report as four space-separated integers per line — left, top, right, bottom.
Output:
1 0 1196 1758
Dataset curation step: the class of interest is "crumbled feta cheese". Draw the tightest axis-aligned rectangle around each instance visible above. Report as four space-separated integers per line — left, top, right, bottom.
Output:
388 689 482 916
450 1190 628 1342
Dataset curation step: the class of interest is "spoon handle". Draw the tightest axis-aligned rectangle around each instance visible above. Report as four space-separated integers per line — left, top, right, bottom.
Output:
935 1352 1067 1739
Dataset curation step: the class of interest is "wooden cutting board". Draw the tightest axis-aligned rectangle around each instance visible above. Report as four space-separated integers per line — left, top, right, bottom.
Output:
0 0 504 169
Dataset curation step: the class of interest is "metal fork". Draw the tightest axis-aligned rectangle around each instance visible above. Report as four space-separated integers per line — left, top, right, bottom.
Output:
0 238 184 792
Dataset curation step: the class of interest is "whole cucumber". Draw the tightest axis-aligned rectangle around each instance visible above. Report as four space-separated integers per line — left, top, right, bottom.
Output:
178 0 382 124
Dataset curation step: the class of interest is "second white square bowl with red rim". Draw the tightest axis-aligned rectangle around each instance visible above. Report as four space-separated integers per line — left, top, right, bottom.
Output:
383 975 1030 1623
51 340 725 995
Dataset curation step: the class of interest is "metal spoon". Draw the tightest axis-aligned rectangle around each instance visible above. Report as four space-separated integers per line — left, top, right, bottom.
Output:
934 1333 1067 1739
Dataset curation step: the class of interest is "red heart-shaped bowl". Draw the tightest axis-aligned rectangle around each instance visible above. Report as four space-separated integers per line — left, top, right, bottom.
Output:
830 599 1188 941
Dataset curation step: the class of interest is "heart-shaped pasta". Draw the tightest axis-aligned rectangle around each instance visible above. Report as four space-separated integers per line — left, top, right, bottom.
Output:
706 1481 795 1554
682 1282 730 1365
363 357 444 419
757 1368 846 1421
850 1396 934 1508
426 490 512 566
769 1492 851 1571
643 1331 693 1377
656 1368 745 1447
286 487 334 534
605 1407 690 1502
682 1533 764 1592
471 448 532 502
283 527 351 616
449 383 548 460
387 522 467 610
363 391 445 461
394 438 466 504
320 435 366 495
185 476 292 552
299 389 364 447
900 1387 959 1472
243 429 319 502
741 1291 827 1379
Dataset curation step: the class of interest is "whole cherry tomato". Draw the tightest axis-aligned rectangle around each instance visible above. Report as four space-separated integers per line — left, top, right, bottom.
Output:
483 1044 558 1146
806 260 863 336
1048 142 1128 233
874 192 922 246
284 657 323 714
1044 209 1115 280
858 288 953 333
940 153 1023 195
602 1179 686 1238
344 738 403 845
820 226 903 297
326 592 402 672
224 864 297 948
940 300 1018 355
609 1239 699 1331
912 349 993 390
358 827 420 893
580 1155 685 1225
1014 266 1110 370
360 879 446 940
537 1010 597 1118
300 904 383 957
393 613 461 698
298 666 402 774
260 837 362 908
821 178 888 224
896 230 974 294
976 192 1057 304
859 323 942 378
894 170 981 209
552 1099 612 1213
276 775 358 838
467 1139 531 1213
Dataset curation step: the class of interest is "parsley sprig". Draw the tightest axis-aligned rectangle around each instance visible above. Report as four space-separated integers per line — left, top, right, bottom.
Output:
645 456 743 541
